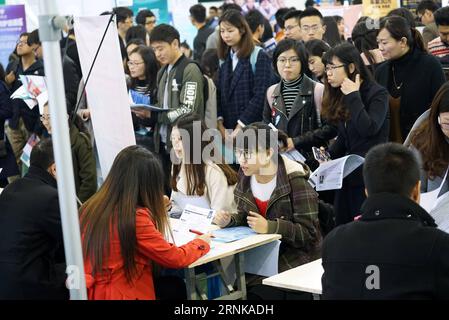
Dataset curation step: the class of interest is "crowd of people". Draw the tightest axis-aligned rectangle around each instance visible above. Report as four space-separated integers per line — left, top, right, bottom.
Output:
1 0 449 300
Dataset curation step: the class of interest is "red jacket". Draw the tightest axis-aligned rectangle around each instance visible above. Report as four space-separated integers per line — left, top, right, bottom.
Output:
83 208 210 300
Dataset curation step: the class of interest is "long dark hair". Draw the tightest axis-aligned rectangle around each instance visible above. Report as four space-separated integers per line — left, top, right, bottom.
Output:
129 45 160 99
272 39 312 78
352 22 379 66
217 9 255 60
379 15 425 53
323 16 343 48
411 82 449 179
80 146 167 283
322 43 372 124
171 114 238 196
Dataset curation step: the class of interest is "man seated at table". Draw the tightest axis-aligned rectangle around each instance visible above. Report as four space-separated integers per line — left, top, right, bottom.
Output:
322 142 449 299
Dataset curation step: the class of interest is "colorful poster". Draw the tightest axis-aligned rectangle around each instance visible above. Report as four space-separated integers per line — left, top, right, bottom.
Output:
363 0 398 19
131 0 169 24
0 4 26 68
319 4 363 38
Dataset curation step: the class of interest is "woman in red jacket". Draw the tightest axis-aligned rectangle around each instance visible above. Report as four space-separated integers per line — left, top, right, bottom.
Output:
80 145 211 300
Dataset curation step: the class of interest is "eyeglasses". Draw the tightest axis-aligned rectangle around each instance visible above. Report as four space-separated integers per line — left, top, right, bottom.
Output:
145 19 156 25
284 24 299 32
301 25 321 33
16 40 27 46
277 56 301 65
127 61 145 67
324 64 345 73
235 149 254 160
40 115 50 122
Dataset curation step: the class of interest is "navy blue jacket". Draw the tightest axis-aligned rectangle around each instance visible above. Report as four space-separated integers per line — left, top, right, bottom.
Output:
217 49 275 129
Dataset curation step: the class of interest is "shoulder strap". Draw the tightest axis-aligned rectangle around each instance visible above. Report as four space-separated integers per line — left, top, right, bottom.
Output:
249 46 262 74
174 57 194 90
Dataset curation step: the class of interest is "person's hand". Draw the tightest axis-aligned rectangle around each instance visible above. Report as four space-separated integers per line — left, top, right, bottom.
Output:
230 123 243 140
5 71 15 85
287 138 295 151
197 233 212 244
80 109 91 121
340 74 360 95
247 211 268 234
132 108 151 119
163 195 172 212
213 210 231 228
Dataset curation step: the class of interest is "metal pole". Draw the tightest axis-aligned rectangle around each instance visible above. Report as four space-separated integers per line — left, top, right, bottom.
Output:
39 0 87 300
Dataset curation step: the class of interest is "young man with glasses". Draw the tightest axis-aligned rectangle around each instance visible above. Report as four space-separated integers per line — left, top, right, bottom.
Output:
299 7 326 43
417 0 440 49
283 9 302 41
136 9 157 34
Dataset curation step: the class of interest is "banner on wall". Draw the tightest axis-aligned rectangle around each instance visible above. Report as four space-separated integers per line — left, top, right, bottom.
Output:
362 0 398 19
0 4 26 68
131 0 170 24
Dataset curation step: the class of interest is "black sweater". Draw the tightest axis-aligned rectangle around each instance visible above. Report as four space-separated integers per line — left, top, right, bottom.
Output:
375 47 446 139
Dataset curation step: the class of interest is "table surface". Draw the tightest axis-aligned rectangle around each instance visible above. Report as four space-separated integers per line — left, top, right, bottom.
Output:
169 218 281 269
262 258 323 294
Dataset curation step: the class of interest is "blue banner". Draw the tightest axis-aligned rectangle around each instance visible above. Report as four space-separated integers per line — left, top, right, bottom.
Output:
131 0 170 25
0 5 27 69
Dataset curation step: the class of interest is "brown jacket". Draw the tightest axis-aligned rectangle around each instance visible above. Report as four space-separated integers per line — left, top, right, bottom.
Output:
228 155 321 272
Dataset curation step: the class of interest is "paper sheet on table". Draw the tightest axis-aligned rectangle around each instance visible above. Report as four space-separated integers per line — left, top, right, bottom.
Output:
211 226 256 243
169 204 216 246
309 154 364 191
281 149 306 163
429 192 449 233
171 192 210 213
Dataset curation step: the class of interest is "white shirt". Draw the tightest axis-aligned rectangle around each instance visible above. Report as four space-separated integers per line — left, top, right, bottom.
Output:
230 49 239 71
250 175 277 201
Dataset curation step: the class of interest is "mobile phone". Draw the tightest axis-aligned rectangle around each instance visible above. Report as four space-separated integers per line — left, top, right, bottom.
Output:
312 147 331 162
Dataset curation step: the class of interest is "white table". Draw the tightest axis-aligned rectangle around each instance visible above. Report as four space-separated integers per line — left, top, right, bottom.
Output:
170 218 281 300
262 258 323 298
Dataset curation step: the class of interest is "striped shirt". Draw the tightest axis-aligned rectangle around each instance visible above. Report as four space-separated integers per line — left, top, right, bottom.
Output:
132 79 151 96
281 75 303 117
428 37 449 58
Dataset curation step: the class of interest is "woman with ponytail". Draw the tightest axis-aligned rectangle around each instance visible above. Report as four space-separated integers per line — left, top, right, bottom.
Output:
375 15 446 143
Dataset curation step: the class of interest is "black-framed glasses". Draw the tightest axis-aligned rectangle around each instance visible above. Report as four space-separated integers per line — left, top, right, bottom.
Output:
277 56 301 65
324 64 345 73
235 149 254 160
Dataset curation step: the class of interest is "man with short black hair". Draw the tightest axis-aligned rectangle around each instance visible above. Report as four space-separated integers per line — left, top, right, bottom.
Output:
136 9 156 34
0 138 68 299
283 9 302 41
113 6 134 46
149 24 205 153
299 7 326 42
417 0 440 48
322 143 449 299
245 10 276 58
190 4 214 61
428 6 449 64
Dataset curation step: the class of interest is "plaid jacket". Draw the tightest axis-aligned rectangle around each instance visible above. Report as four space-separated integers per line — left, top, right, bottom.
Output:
228 155 322 272
217 49 275 129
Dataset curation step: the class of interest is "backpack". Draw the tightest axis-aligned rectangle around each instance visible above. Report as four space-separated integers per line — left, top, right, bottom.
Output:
157 57 217 129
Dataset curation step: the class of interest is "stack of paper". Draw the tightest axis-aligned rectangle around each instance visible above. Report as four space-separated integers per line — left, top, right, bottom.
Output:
10 75 48 114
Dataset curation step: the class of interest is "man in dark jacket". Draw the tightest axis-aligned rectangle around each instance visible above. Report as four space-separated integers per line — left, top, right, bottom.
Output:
322 142 449 299
189 4 214 62
0 138 68 299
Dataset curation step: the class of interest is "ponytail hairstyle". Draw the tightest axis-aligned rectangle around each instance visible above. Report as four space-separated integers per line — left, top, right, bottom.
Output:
379 15 425 53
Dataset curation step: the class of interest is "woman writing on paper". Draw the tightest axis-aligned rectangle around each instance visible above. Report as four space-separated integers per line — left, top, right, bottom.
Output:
80 146 211 300
170 114 238 216
410 82 449 196
214 122 321 276
321 43 389 225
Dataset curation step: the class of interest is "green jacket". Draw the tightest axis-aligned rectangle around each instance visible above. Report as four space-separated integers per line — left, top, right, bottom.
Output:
155 55 205 152
228 155 322 272
70 125 97 203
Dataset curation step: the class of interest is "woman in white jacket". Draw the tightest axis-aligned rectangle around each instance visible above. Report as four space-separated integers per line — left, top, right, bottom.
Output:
169 114 238 216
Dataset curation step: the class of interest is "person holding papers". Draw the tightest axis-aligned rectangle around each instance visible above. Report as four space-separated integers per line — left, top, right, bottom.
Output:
263 39 337 170
214 123 321 275
410 82 449 195
80 146 211 300
170 114 238 214
322 143 449 299
321 43 389 225
127 45 160 151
